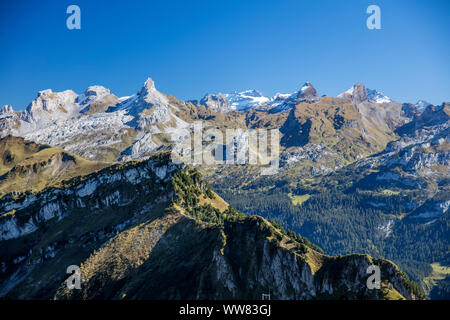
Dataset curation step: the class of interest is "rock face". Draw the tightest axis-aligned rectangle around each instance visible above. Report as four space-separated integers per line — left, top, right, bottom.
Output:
23 89 79 124
353 102 450 192
0 153 422 300
295 82 318 101
340 82 368 103
78 86 119 115
416 100 432 112
199 93 231 113
352 82 368 102
269 82 319 112
0 105 14 115
338 83 391 104
137 77 170 107
366 88 391 104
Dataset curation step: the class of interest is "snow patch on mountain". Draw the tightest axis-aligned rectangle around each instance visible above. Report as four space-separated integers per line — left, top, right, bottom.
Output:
415 100 432 112
366 89 391 104
194 82 318 113
338 84 391 104
0 105 14 115
225 90 271 111
269 82 318 112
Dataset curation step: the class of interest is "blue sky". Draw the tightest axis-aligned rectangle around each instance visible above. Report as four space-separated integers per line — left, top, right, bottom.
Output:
0 0 449 109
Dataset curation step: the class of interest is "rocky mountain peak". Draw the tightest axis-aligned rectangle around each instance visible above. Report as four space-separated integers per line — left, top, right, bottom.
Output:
241 89 264 97
339 84 393 104
296 82 317 100
84 85 110 97
76 85 111 106
366 88 391 103
224 90 271 112
200 93 231 113
269 82 318 112
137 77 168 107
26 89 78 115
338 82 368 102
140 77 155 93
352 82 368 102
37 89 53 97
401 103 422 119
0 105 13 115
416 100 433 112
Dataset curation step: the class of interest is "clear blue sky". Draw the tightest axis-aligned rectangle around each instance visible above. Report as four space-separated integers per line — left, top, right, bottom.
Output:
0 0 449 109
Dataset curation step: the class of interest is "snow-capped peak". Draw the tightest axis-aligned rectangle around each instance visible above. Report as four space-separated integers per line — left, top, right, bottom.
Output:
273 93 290 100
268 82 318 112
225 90 271 111
296 82 317 99
85 85 110 97
26 89 79 115
338 84 391 104
138 77 169 107
238 89 265 97
300 82 312 92
416 100 432 112
77 85 111 106
366 88 391 104
337 87 354 98
0 105 14 115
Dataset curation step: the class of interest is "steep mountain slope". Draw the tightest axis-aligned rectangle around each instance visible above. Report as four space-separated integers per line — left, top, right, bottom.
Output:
0 136 112 197
0 136 49 175
0 153 422 300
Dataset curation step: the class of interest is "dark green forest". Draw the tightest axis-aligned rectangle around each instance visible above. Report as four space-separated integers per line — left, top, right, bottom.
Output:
215 186 449 294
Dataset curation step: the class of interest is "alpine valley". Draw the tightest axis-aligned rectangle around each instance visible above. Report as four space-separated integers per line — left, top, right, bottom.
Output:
0 77 448 300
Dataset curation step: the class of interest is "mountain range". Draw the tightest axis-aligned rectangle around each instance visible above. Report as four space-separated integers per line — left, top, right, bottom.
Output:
0 77 448 299
0 141 423 299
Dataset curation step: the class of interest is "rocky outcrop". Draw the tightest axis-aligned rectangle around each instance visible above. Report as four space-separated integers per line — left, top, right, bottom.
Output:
200 93 231 113
269 82 318 112
0 105 14 115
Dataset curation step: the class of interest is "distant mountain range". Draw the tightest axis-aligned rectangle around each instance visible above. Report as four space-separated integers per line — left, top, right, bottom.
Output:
189 81 392 112
0 77 440 162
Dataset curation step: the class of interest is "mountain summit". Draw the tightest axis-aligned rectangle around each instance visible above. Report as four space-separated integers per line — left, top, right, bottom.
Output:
338 83 391 104
138 77 169 107
269 82 318 112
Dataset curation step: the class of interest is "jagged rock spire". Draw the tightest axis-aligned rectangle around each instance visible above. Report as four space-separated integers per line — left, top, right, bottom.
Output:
352 82 368 102
0 105 13 114
296 82 318 100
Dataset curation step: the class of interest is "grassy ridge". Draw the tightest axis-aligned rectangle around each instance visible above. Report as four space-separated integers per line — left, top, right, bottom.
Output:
0 136 112 197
